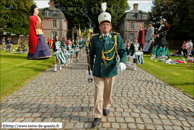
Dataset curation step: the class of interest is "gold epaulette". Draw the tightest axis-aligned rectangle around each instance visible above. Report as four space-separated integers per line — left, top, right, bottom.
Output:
113 32 119 35
92 33 99 37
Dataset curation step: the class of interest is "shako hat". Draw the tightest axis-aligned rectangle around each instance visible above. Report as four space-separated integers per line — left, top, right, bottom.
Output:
98 2 111 24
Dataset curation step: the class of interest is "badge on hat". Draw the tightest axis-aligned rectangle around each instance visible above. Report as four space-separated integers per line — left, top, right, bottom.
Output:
98 2 111 24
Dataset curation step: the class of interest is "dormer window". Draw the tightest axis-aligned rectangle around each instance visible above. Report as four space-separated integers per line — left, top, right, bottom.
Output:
45 10 50 16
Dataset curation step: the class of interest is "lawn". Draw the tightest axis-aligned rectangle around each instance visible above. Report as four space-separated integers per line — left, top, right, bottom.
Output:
0 45 54 99
138 51 194 97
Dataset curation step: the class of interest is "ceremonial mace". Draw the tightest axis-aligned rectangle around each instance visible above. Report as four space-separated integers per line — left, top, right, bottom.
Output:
86 29 93 83
86 45 93 83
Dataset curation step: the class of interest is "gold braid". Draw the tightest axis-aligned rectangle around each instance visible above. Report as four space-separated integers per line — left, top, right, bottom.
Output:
102 35 117 64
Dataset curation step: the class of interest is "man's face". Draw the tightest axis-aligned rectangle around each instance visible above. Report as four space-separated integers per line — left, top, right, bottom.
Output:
34 7 39 15
99 21 111 34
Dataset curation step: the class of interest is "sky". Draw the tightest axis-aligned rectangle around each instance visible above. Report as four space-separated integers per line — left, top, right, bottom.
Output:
34 0 153 12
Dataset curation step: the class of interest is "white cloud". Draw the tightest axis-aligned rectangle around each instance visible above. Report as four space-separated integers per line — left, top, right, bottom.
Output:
34 0 50 8
127 0 153 12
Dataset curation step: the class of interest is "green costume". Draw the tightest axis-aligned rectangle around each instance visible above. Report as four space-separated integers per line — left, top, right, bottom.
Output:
157 46 163 57
89 32 127 77
150 45 158 56
79 40 85 49
129 42 141 56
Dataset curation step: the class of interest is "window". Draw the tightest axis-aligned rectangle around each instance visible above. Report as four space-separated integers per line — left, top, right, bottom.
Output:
130 33 135 42
130 22 135 29
52 20 57 27
53 14 58 17
122 23 124 30
52 32 57 40
45 10 50 16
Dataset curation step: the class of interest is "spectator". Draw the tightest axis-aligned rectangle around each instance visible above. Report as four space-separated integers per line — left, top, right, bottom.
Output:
14 47 21 54
21 43 26 49
2 37 6 50
187 39 193 54
187 46 194 67
22 46 28 53
182 41 187 57
7 37 13 52
123 40 127 47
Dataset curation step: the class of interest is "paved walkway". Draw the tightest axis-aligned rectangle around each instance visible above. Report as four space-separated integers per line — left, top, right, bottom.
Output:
1 53 194 130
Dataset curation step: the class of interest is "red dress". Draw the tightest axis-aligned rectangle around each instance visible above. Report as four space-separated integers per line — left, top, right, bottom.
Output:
27 15 52 59
138 30 145 49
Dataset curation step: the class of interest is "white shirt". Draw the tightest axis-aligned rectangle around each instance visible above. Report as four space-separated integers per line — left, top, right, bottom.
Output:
102 33 109 39
134 43 139 51
187 42 193 49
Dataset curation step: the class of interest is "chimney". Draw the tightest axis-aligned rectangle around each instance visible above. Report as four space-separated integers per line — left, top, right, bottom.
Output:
49 1 54 7
133 3 138 10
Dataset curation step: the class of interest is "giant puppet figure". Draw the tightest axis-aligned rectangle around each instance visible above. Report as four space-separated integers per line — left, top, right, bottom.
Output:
150 18 170 58
143 21 155 54
138 25 145 49
27 4 52 59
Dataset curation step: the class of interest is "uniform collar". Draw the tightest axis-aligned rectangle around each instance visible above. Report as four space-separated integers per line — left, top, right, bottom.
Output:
102 33 109 39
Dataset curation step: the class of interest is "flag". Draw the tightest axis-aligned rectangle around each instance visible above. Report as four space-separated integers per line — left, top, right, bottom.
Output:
79 27 81 37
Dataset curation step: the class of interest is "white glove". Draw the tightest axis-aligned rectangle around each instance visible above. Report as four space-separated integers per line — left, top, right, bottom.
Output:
118 63 126 72
86 70 93 78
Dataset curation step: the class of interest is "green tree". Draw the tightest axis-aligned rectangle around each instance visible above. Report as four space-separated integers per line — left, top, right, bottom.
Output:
52 0 130 33
0 0 43 35
148 0 194 40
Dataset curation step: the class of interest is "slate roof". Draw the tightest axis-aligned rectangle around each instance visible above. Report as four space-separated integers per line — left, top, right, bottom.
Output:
40 6 67 21
120 9 148 22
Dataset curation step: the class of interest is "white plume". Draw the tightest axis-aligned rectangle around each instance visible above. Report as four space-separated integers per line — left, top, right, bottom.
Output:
101 2 107 12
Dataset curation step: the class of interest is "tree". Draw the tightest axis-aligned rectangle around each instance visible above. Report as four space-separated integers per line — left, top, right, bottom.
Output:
0 0 43 35
52 0 130 33
148 0 194 40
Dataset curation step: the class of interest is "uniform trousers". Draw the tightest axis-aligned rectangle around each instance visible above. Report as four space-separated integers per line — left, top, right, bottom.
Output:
93 76 116 118
76 51 79 60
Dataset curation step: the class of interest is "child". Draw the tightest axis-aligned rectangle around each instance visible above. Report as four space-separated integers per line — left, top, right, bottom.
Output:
67 39 75 64
126 43 131 66
129 38 142 70
75 41 80 61
22 46 28 53
187 46 194 67
14 47 21 54
53 35 66 71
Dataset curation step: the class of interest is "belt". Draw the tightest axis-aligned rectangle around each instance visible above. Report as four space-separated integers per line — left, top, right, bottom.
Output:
36 29 43 34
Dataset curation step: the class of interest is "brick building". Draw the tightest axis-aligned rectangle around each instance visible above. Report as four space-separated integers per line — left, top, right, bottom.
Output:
119 3 148 41
40 1 68 40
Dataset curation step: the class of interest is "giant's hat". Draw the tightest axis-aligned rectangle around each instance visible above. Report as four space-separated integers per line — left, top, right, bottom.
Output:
98 2 111 24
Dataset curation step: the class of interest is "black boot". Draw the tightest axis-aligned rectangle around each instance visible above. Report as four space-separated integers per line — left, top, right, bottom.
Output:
103 109 110 116
93 118 101 127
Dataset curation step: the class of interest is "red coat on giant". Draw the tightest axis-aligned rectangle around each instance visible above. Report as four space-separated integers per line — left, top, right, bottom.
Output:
138 30 145 49
28 15 43 54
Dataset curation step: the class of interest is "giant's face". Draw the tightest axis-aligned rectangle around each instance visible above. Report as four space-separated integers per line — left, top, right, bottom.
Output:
99 21 112 34
34 7 39 15
160 19 163 25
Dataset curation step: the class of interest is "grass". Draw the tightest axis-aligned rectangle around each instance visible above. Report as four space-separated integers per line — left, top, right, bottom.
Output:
137 50 194 97
0 45 54 100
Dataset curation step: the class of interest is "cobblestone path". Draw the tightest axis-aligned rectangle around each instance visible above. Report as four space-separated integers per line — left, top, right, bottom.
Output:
1 53 194 130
